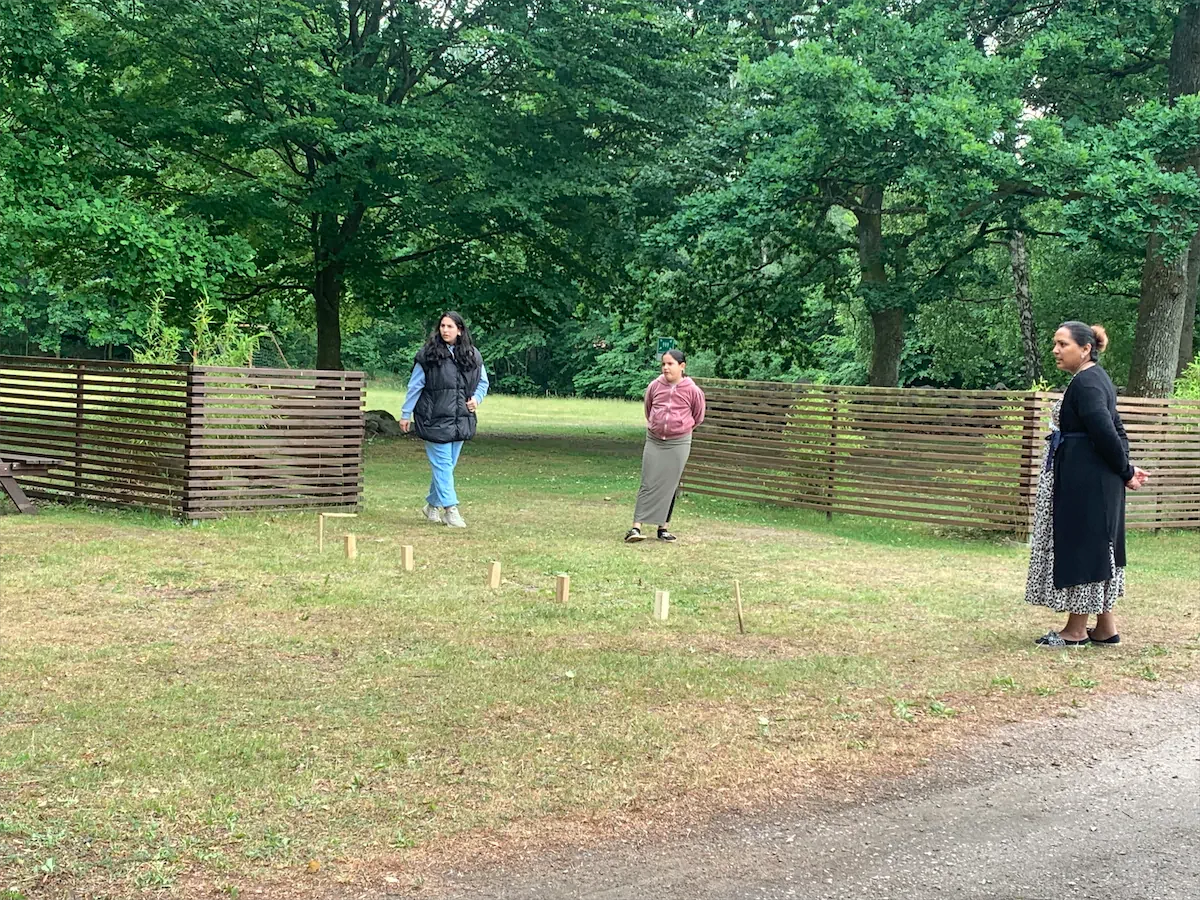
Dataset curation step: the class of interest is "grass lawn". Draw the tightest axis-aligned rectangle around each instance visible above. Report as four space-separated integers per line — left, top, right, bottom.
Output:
365 380 647 440
2 393 1198 898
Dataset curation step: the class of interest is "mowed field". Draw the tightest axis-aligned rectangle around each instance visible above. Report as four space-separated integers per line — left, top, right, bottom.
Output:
2 392 1198 898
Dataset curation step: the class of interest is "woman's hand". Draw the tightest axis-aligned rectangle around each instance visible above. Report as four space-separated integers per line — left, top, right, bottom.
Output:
1126 466 1149 490
466 398 478 413
400 419 411 434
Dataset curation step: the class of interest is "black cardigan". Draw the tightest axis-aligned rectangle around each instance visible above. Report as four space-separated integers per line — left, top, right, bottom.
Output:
1051 365 1133 589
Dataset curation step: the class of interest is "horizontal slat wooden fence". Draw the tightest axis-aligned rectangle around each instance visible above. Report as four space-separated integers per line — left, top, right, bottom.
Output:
0 357 189 513
683 379 1200 532
1113 394 1200 529
0 357 364 519
185 366 364 519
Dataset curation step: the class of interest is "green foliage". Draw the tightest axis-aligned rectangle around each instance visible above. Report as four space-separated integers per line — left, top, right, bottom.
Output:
189 296 272 368
1175 353 1200 400
132 295 185 365
131 295 271 367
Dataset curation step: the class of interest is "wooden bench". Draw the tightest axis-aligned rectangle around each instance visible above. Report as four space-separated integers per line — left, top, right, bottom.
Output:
0 454 61 514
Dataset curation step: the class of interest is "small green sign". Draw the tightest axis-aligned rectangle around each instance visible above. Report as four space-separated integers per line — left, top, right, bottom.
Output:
656 337 677 354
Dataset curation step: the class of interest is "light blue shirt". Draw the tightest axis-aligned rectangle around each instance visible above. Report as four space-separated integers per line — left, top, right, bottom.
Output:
400 349 489 421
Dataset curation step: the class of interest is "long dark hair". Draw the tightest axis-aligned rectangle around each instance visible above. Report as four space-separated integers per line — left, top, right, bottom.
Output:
420 311 478 368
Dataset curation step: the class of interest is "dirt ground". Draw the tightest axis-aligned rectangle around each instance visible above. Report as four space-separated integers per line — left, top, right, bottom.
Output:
407 681 1200 900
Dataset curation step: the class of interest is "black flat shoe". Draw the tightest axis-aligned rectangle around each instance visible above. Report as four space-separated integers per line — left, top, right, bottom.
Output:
1035 631 1090 648
1086 628 1121 644
656 528 677 542
624 527 646 543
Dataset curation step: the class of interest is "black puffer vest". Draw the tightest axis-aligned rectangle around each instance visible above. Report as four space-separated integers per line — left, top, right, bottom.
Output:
412 344 482 444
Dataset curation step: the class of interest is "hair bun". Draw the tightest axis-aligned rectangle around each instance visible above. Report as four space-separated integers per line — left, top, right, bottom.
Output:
1090 324 1108 353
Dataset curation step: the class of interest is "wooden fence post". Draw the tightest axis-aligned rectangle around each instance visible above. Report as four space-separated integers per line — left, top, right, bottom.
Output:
1017 391 1043 539
74 362 84 499
826 390 838 521
182 365 196 522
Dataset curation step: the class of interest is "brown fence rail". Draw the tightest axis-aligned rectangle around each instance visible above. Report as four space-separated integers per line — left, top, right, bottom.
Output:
0 357 364 519
683 379 1200 532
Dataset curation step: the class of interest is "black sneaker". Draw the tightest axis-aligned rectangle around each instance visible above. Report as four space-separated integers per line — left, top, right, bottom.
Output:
657 528 677 543
624 527 646 543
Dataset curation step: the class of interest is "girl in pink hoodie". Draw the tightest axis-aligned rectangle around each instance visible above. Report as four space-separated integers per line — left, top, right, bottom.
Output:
625 349 706 543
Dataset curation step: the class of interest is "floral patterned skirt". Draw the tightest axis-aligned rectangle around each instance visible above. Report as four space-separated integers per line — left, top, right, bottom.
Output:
1024 455 1124 615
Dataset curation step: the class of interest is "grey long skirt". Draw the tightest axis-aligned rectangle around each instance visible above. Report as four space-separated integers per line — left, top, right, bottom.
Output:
633 432 692 525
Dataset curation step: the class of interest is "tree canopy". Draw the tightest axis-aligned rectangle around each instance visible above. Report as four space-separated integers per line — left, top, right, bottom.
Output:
3 0 1199 394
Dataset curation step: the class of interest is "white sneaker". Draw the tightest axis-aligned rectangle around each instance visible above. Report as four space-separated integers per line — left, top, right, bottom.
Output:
443 506 467 528
422 503 443 524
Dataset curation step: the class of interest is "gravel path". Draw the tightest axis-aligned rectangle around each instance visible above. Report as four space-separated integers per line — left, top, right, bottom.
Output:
420 683 1200 900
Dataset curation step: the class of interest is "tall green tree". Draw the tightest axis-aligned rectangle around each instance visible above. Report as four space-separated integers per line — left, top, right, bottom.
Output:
0 0 253 355
648 1 1200 386
67 0 700 368
1128 1 1200 396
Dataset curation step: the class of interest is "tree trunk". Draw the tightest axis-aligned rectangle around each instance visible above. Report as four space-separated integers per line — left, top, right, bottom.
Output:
1009 228 1041 386
1179 228 1200 375
857 186 903 387
1129 1 1200 396
314 262 344 371
1129 232 1188 396
868 308 904 387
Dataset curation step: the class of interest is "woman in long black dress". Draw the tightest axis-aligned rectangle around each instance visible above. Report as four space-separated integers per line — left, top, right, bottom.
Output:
1025 322 1148 648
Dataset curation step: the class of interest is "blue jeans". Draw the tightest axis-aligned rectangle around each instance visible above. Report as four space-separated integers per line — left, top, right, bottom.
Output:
425 441 463 508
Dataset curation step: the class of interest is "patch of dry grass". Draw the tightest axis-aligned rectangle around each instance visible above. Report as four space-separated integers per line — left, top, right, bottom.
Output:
2 415 1197 898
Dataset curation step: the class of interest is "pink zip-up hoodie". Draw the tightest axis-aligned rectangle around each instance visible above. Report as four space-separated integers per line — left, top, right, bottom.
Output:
644 375 706 440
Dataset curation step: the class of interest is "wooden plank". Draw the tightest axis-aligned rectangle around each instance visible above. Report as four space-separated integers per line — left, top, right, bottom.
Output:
686 455 1037 495
0 473 38 513
185 495 359 511
21 481 181 509
701 411 1032 442
0 355 190 373
0 398 189 427
679 484 1019 530
187 484 364 499
693 430 1026 466
703 399 1040 421
34 460 184 487
681 470 1029 519
189 396 366 410
18 473 184 499
186 385 364 400
187 468 363 482
0 410 188 438
0 383 189 406
20 487 177 514
687 444 1036 486
0 373 189 393
189 434 365 447
190 376 366 391
697 378 1035 400
688 443 1032 477
0 434 186 469
192 364 365 378
698 415 1032 443
185 448 363 461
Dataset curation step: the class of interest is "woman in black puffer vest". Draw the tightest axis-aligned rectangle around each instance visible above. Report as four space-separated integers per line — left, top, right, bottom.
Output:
399 312 489 528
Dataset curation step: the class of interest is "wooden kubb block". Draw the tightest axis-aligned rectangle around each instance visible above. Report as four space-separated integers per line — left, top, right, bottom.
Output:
653 590 670 621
